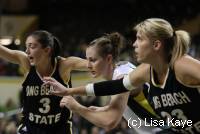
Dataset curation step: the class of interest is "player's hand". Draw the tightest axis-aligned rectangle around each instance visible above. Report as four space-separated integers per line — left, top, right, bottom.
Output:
43 77 69 96
60 96 80 112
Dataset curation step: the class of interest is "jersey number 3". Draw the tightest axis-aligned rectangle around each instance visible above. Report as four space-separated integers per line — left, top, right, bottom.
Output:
39 98 51 113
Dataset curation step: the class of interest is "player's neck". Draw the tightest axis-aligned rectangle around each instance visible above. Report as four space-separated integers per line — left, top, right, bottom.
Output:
152 62 169 85
104 64 115 80
36 60 54 77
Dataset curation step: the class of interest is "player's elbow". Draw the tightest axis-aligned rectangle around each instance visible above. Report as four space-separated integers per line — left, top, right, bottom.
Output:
103 118 119 131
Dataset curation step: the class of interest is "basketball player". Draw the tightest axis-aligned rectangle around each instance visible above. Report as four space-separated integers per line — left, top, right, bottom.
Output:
0 30 87 134
45 32 163 133
45 18 200 134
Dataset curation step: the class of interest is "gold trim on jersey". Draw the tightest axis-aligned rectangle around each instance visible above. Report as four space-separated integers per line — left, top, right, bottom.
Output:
133 91 159 118
35 58 57 80
63 75 70 88
57 58 71 88
150 67 169 89
21 71 30 84
60 74 70 88
151 67 200 89
67 120 73 134
69 110 73 119
17 124 23 132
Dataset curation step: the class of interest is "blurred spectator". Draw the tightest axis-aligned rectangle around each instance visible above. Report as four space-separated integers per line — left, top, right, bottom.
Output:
5 99 17 111
4 121 17 134
91 126 100 134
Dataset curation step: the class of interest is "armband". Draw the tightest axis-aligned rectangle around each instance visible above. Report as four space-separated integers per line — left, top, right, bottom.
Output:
85 83 95 96
123 74 136 91
93 78 129 96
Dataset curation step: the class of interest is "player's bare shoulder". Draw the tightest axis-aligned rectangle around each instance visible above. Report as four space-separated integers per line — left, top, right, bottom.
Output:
174 54 200 86
59 56 77 67
57 56 71 71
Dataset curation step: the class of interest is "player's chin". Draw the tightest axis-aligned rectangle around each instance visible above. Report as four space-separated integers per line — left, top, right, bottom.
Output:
91 74 97 78
90 71 97 77
92 73 100 78
136 56 143 63
30 62 35 66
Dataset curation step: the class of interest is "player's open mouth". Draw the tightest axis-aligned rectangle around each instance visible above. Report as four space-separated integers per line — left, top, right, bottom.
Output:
91 71 96 75
29 56 34 62
135 51 138 57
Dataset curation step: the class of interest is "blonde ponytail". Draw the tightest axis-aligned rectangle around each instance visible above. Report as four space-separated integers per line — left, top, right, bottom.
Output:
170 30 190 67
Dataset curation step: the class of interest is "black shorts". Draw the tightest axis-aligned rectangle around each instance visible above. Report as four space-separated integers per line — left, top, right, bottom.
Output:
18 122 72 134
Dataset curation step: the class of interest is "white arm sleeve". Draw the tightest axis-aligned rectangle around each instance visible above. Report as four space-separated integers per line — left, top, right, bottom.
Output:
85 83 95 96
122 74 136 91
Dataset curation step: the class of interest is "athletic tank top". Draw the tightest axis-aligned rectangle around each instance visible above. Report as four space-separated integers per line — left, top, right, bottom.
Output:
113 62 162 134
112 61 135 80
21 58 72 129
148 67 200 134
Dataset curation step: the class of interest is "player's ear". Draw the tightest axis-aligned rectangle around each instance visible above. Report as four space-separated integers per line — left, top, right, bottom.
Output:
153 40 162 51
44 46 52 54
106 54 113 64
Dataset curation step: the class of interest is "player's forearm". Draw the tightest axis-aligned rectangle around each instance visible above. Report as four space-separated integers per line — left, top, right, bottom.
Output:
0 45 14 61
67 86 87 96
74 105 120 130
68 75 137 96
85 75 135 96
0 45 25 64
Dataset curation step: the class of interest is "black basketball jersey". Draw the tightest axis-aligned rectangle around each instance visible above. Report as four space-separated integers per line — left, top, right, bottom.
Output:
21 59 72 133
127 84 159 124
148 67 200 134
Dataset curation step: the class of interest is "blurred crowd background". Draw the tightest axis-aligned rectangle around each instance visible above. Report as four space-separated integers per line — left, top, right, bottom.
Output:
0 0 200 133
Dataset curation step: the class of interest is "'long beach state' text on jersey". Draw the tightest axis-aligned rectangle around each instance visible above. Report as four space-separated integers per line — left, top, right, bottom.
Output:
148 67 200 134
117 62 162 133
22 59 72 130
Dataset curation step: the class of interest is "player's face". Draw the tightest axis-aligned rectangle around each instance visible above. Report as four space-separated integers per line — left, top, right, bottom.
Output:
86 46 108 78
133 31 154 63
25 36 50 66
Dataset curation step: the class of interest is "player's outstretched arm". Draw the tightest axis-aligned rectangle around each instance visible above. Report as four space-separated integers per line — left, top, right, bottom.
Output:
43 77 87 96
